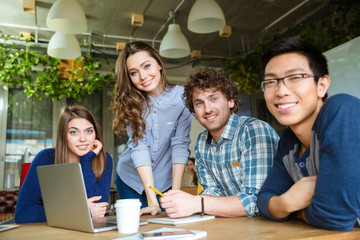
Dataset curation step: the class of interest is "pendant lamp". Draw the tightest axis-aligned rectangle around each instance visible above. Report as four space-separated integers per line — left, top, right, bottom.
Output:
188 0 225 34
159 23 190 58
47 32 81 59
46 0 87 34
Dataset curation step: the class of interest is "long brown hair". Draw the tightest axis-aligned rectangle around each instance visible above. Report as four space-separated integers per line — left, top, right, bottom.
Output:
111 41 173 145
54 105 106 180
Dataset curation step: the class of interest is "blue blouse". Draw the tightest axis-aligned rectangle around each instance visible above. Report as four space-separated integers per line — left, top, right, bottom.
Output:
117 85 192 194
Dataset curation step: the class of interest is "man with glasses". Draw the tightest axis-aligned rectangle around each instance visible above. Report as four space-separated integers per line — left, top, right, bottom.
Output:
257 37 360 231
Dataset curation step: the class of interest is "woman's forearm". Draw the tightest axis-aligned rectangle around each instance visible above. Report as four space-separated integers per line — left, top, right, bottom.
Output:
172 163 186 190
136 165 158 206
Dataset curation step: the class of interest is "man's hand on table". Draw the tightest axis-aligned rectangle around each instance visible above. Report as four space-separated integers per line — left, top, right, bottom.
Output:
160 190 201 218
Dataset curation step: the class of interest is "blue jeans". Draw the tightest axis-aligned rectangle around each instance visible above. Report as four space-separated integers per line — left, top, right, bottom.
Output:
115 174 168 210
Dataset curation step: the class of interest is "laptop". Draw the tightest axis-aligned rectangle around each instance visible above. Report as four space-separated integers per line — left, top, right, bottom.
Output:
37 162 118 233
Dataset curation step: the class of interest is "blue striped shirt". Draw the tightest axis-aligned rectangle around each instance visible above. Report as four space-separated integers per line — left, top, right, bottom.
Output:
195 114 279 216
117 85 193 194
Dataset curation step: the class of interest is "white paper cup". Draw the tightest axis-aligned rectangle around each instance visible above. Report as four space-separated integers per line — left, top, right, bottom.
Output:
115 199 141 234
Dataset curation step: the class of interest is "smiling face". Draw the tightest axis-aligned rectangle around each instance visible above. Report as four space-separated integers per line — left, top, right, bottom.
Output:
263 52 329 133
66 118 96 162
126 51 163 98
192 88 234 142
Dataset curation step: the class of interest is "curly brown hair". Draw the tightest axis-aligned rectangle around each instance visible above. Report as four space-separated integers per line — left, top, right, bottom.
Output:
183 67 240 114
111 41 174 145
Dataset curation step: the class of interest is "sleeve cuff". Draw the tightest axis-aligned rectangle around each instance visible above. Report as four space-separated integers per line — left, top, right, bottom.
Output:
172 157 188 164
80 151 96 162
131 150 152 168
238 193 258 216
201 188 221 197
257 193 289 221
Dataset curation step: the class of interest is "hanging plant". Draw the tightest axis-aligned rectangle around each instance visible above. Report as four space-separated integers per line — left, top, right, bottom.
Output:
224 0 360 95
224 43 265 95
225 58 260 95
0 33 115 101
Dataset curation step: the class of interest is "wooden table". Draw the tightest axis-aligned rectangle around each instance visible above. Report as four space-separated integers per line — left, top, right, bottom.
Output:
2 213 360 240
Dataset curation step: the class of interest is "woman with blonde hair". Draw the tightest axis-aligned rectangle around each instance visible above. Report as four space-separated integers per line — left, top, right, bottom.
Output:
112 41 192 215
15 105 113 223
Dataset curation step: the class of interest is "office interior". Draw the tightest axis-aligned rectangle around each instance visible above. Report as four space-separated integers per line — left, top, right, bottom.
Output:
0 0 359 223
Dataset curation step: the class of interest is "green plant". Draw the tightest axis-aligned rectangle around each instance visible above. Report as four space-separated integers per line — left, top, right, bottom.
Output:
0 33 115 101
225 0 360 95
224 44 265 95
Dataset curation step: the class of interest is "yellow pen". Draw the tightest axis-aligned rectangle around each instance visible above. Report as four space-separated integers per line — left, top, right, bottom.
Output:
147 184 165 197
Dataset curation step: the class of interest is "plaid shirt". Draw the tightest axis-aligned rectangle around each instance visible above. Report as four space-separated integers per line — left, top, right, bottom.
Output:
195 114 279 216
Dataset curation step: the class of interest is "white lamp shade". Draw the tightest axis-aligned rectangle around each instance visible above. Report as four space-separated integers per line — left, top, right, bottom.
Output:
46 0 87 34
47 32 81 59
188 0 225 33
159 24 190 58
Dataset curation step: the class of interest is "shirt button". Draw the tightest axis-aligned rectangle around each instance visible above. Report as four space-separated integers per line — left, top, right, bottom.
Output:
153 151 156 154
155 138 158 140
219 168 222 171
154 110 157 113
217 149 220 152
224 187 228 190
155 124 158 127
299 162 305 168
228 164 231 168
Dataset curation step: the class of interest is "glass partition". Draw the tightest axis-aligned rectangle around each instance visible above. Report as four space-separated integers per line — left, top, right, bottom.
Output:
4 88 53 189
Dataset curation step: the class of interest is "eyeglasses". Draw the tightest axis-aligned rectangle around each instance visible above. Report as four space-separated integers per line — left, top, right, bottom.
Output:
261 73 316 92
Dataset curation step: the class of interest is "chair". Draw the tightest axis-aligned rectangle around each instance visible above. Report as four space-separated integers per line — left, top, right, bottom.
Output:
19 162 31 189
0 162 31 224
0 190 18 224
197 184 203 195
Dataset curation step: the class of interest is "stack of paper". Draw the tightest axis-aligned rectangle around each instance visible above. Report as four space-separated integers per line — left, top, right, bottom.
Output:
147 215 215 225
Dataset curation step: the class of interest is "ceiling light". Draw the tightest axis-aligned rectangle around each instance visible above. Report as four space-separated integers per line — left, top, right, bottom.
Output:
188 0 225 34
116 42 126 51
131 13 144 27
23 0 35 13
47 32 81 59
219 26 232 37
46 0 87 34
191 50 201 59
159 23 190 58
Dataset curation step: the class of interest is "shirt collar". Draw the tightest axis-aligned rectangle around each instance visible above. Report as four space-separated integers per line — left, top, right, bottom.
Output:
148 86 175 105
206 114 239 145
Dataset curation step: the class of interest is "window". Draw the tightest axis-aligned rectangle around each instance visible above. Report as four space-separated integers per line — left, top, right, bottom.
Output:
3 88 53 189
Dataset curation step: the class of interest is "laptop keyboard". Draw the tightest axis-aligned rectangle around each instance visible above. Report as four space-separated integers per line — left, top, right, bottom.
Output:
92 218 117 229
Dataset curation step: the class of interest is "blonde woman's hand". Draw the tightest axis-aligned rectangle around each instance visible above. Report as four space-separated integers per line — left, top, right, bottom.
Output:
88 196 108 218
140 204 161 216
92 140 103 156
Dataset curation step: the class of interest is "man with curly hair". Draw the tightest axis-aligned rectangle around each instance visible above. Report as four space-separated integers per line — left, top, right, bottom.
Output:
160 67 279 218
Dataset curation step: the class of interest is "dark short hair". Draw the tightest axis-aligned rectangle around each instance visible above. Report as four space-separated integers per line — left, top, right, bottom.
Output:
183 67 240 114
260 37 329 99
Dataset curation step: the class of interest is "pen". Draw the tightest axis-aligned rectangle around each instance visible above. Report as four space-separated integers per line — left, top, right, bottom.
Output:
147 184 165 197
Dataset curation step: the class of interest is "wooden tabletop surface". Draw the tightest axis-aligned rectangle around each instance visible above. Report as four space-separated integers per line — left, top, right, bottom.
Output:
2 213 359 240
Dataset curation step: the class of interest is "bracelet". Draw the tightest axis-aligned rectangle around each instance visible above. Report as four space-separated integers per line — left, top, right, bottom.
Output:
200 195 204 216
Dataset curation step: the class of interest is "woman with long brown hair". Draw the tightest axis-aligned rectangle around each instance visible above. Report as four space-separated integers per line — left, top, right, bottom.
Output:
15 105 113 223
112 41 192 216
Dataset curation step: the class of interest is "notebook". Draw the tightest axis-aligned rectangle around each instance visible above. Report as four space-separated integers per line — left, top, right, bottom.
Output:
37 162 118 233
147 215 215 225
0 224 20 232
